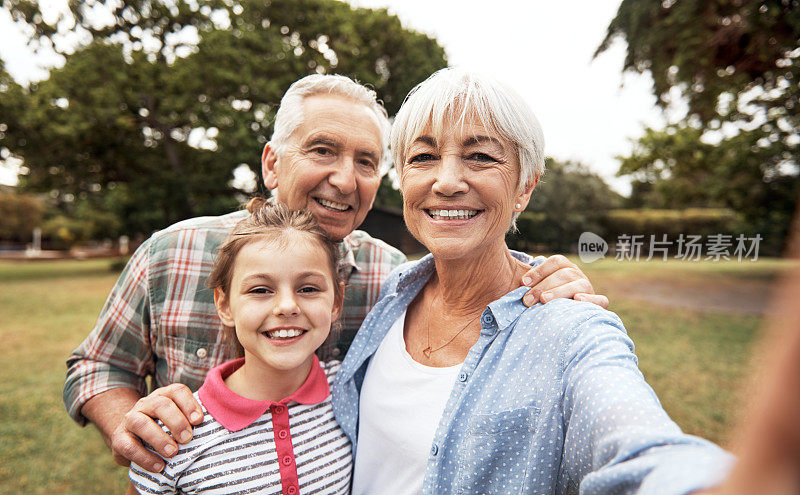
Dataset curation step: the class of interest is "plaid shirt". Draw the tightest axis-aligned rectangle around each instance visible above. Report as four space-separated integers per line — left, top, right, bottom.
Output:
63 210 406 425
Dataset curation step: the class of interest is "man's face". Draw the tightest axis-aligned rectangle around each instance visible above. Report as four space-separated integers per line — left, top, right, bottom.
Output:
262 94 384 241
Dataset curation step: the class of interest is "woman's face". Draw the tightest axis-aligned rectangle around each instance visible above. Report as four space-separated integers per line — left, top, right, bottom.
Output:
400 113 534 260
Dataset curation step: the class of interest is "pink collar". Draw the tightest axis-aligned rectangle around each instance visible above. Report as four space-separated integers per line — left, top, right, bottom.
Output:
197 355 330 432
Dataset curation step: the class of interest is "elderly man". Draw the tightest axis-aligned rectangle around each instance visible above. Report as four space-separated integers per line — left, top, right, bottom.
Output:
63 74 606 473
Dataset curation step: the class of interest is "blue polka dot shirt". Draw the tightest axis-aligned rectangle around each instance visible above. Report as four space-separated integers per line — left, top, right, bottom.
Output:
332 253 733 494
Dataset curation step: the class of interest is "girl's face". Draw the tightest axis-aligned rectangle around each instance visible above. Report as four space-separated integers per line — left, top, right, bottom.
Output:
215 232 341 376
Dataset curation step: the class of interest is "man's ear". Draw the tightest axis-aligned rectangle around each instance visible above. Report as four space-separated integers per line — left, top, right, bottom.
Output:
514 176 539 212
261 143 279 190
214 287 236 327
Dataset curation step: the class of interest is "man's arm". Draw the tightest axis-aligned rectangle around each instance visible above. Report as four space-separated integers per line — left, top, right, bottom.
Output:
63 241 166 469
521 254 610 308
83 385 203 472
81 389 152 468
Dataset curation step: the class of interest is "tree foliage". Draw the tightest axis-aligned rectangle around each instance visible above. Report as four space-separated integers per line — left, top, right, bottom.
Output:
597 0 800 129
510 159 623 252
0 189 44 242
599 0 800 254
620 124 798 254
0 0 447 237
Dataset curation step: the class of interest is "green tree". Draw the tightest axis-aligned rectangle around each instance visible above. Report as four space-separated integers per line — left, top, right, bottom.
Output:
598 0 800 254
597 0 800 129
510 159 623 252
0 0 447 237
0 189 44 242
619 124 798 254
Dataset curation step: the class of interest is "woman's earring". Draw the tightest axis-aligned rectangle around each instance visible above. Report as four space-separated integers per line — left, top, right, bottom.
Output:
515 203 521 210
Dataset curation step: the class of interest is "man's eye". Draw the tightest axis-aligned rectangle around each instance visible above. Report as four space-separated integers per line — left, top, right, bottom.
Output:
358 158 379 170
408 153 436 164
311 147 334 156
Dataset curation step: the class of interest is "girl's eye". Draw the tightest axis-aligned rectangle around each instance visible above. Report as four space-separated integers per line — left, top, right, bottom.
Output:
408 153 436 164
299 286 321 294
248 287 272 294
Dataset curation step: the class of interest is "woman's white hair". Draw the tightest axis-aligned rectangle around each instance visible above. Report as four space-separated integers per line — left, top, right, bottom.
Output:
270 74 392 171
391 67 545 197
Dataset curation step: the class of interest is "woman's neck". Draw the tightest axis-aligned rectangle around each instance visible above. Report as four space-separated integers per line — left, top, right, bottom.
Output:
224 356 312 403
430 242 528 316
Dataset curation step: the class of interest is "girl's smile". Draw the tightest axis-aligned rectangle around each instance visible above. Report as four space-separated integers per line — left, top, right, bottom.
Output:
214 231 342 401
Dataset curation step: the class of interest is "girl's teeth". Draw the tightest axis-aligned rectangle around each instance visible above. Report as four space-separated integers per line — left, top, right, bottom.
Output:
267 329 303 339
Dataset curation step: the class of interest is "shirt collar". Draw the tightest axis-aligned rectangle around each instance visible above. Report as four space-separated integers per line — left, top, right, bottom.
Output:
393 251 537 330
198 355 330 432
338 237 358 272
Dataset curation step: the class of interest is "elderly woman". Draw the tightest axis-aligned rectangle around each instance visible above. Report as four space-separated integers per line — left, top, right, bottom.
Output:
333 68 732 494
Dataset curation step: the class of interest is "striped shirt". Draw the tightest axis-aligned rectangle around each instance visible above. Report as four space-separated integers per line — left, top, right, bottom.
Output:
130 357 351 494
63 210 406 425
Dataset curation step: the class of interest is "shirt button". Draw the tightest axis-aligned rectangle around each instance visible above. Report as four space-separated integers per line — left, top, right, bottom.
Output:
481 314 494 325
195 348 207 359
282 455 293 466
288 486 297 495
278 430 288 440
458 371 468 382
274 405 285 414
430 444 438 456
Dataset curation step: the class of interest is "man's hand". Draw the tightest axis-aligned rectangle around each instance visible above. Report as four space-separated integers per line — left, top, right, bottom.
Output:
521 254 609 308
118 384 204 472
82 385 203 473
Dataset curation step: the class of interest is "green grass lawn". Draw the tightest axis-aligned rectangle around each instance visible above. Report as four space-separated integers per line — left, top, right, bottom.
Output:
0 257 788 493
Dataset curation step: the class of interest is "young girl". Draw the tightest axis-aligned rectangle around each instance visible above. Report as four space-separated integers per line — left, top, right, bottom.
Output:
129 200 351 494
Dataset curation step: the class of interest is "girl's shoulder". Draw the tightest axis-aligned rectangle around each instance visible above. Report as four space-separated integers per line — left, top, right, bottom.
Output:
320 359 342 384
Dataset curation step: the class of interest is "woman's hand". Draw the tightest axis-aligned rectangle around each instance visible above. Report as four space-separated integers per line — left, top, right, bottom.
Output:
116 383 204 472
521 254 609 308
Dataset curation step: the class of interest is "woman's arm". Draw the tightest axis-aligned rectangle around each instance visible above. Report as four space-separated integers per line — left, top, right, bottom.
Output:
557 308 732 494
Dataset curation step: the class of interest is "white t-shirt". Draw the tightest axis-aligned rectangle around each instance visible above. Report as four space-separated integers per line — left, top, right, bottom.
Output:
352 311 462 495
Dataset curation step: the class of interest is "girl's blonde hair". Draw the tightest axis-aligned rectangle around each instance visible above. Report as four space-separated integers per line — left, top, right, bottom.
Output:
207 198 343 358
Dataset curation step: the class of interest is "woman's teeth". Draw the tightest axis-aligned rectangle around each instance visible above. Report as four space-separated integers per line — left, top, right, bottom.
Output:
428 209 478 220
317 198 349 211
265 328 304 339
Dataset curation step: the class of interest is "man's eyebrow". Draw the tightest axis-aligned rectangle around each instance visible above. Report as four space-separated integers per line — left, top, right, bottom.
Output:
304 137 339 148
463 135 504 148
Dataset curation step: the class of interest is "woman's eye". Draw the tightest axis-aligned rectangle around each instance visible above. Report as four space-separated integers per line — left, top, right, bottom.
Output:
468 152 496 162
408 153 436 164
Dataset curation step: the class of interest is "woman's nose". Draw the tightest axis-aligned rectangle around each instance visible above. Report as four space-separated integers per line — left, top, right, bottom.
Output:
431 155 468 196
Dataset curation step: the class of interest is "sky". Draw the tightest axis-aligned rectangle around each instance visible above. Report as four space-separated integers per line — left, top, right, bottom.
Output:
0 0 668 194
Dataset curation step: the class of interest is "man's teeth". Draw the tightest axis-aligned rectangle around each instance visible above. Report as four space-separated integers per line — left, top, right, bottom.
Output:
265 328 304 339
317 198 349 211
428 209 479 220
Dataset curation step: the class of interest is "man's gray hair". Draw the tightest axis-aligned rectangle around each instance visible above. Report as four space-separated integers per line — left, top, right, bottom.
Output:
390 68 545 193
270 74 391 170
